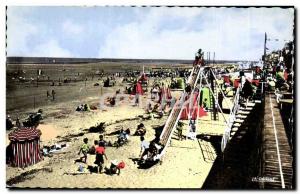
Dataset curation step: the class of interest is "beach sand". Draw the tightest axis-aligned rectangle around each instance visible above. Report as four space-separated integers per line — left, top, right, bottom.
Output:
6 80 229 189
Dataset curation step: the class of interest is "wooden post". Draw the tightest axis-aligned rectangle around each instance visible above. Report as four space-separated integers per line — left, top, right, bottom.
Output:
36 68 39 87
264 32 267 59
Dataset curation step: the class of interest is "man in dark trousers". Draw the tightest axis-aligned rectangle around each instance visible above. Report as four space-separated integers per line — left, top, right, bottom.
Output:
218 92 224 111
51 89 56 101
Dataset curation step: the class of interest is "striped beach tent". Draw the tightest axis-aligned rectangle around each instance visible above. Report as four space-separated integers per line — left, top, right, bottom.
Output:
180 92 207 120
158 86 172 103
136 81 144 95
8 127 42 168
166 87 172 100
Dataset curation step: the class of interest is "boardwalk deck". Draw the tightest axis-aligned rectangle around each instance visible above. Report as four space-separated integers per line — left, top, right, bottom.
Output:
261 94 294 189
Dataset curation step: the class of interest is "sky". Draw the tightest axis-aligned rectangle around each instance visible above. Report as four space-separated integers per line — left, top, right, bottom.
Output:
6 6 294 61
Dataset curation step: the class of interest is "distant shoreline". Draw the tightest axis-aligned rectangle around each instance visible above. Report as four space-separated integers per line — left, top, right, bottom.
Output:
6 57 257 65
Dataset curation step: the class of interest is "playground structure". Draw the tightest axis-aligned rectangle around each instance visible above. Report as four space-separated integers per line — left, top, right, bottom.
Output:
157 61 243 162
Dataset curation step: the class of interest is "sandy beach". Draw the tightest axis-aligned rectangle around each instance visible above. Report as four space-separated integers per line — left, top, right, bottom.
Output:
6 77 228 188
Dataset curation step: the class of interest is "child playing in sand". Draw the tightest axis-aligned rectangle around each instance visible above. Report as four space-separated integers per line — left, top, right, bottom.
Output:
177 121 184 141
78 138 89 163
106 160 125 176
135 123 146 136
89 140 99 154
139 136 150 159
94 142 108 173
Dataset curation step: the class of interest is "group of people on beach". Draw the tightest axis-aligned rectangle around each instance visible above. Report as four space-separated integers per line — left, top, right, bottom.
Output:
76 120 164 173
138 136 163 164
46 89 56 101
264 41 293 93
77 135 125 175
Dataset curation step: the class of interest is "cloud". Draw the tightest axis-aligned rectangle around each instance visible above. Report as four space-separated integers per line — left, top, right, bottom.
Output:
6 8 38 56
98 7 294 61
31 39 73 57
6 7 294 60
62 20 84 35
7 7 73 58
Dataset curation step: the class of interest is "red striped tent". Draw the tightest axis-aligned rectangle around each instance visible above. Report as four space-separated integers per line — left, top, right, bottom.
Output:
136 81 144 95
8 127 42 168
131 81 144 95
180 92 207 120
158 87 172 103
166 87 172 100
158 87 164 103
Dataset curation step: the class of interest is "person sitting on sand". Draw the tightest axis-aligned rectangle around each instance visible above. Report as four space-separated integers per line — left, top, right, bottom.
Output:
109 160 120 175
177 121 184 141
106 160 120 175
94 142 108 173
139 136 150 159
135 123 146 136
76 104 84 111
152 103 160 113
78 138 89 163
109 97 116 106
148 142 160 161
84 104 90 111
151 86 159 100
125 129 130 140
99 135 107 148
117 128 129 145
142 139 162 162
106 160 122 176
6 115 13 130
148 107 154 119
146 102 153 114
89 140 98 154
118 128 130 144
161 103 168 114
